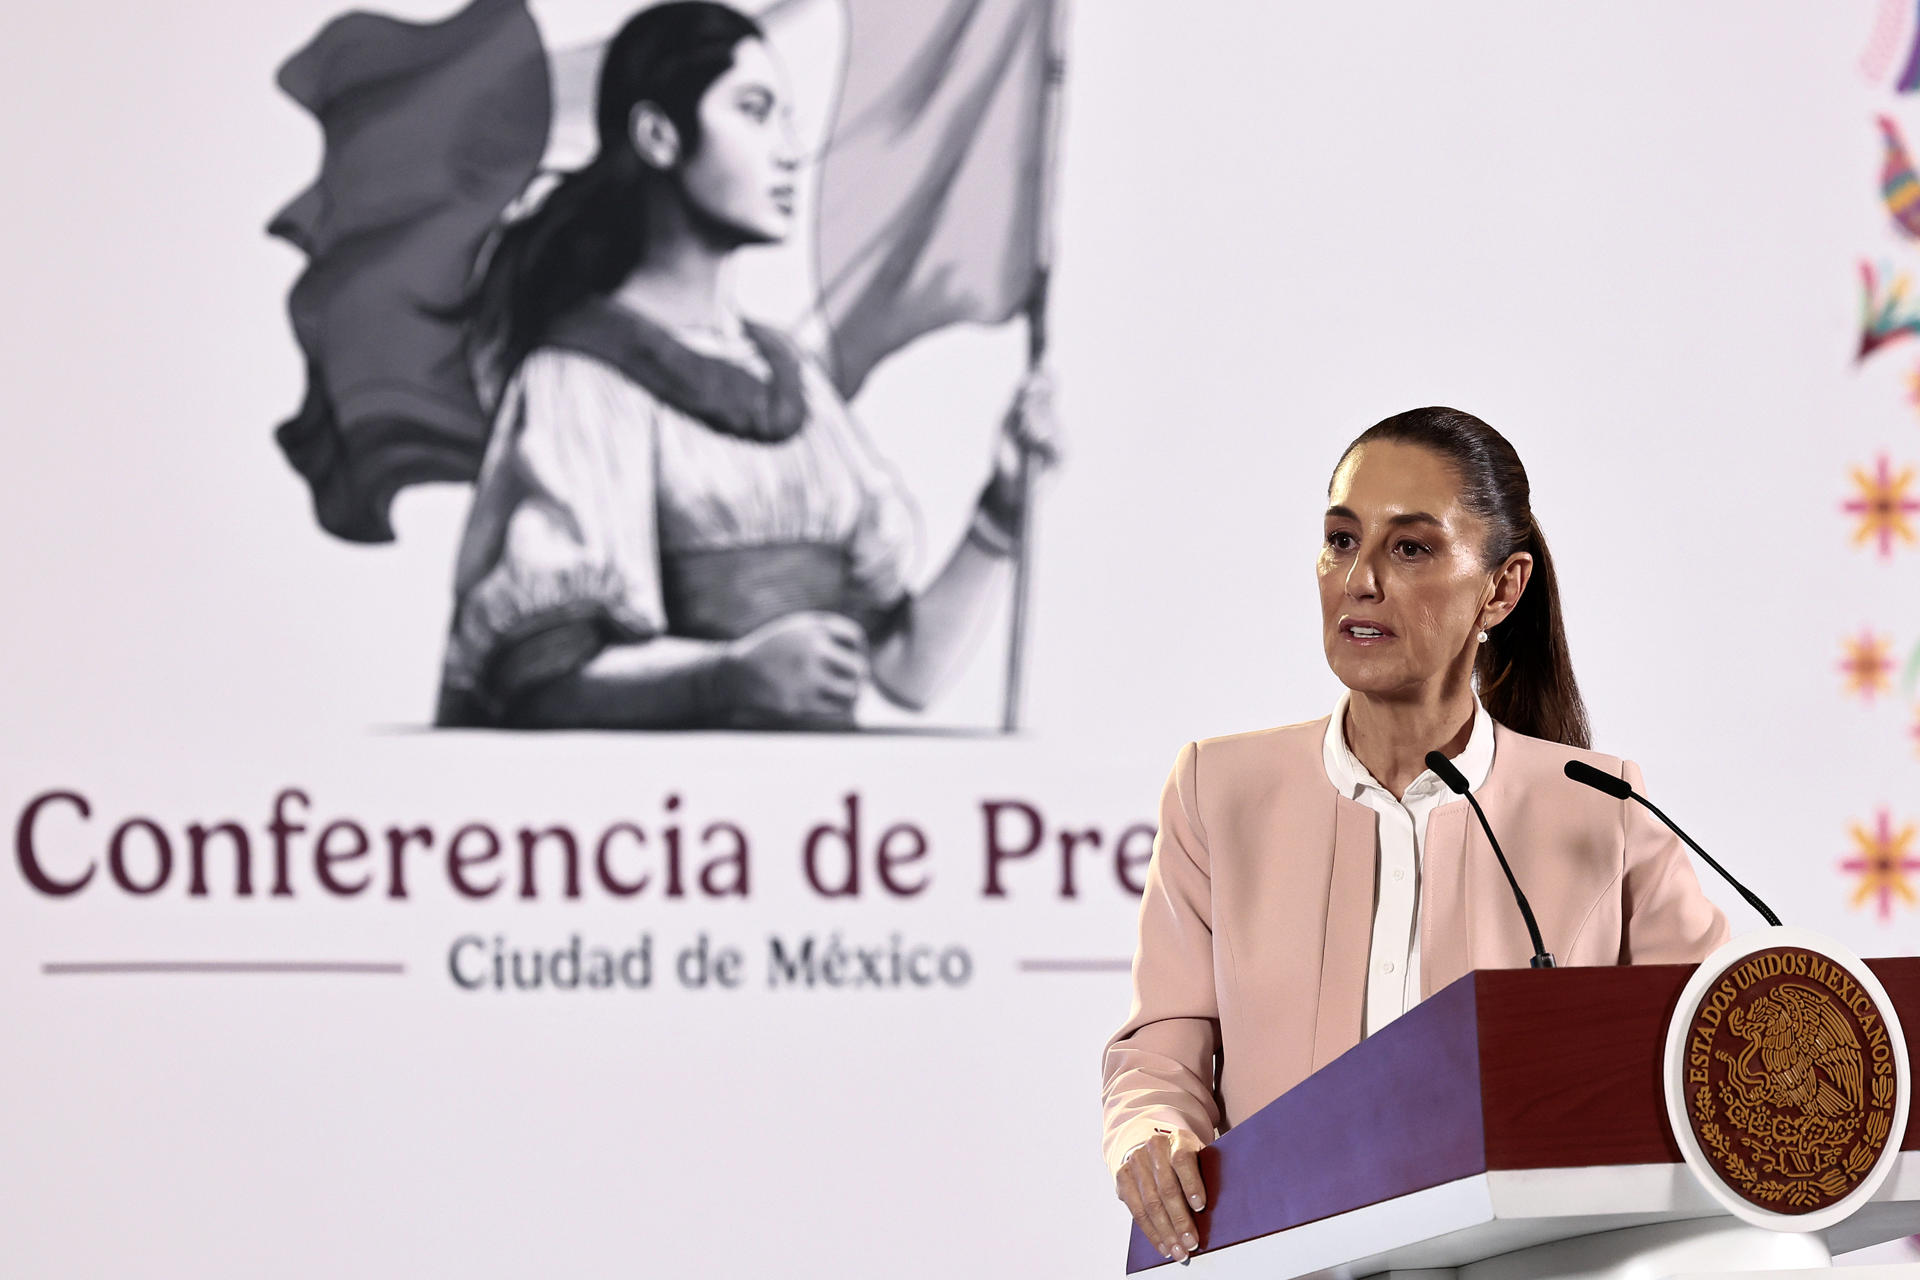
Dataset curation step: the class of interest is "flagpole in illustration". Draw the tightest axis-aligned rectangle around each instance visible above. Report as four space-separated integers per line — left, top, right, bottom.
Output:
1003 0 1070 734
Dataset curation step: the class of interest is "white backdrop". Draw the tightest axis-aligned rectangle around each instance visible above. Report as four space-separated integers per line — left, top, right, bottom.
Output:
2 2 1917 1275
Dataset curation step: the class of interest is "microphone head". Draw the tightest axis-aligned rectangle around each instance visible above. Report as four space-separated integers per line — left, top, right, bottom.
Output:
1564 759 1633 799
1424 749 1471 795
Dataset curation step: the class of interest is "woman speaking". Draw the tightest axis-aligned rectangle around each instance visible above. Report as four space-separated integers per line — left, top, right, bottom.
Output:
1103 407 1729 1263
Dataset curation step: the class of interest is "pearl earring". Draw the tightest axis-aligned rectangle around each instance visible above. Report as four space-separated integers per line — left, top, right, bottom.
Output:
1476 629 1489 644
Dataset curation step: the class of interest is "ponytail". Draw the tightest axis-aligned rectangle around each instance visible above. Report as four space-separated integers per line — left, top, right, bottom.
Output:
1475 514 1589 749
469 156 653 395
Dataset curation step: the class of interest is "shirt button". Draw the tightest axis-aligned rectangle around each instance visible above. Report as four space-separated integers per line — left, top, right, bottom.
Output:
1393 869 1406 881
1382 960 1396 974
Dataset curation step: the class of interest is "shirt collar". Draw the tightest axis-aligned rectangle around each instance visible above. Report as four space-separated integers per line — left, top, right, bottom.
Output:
1321 689 1496 803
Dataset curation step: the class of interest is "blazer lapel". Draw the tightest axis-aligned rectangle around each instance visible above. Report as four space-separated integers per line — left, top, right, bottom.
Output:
1420 801 1474 998
1311 793 1377 1070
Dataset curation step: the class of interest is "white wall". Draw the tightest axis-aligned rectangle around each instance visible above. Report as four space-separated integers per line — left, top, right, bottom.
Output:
0 2 1915 1276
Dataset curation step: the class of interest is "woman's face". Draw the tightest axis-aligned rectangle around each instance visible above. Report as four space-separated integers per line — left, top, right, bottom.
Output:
1318 440 1526 699
679 38 801 245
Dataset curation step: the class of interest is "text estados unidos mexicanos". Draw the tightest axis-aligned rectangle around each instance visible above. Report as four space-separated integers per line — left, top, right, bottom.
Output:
13 789 1154 902
448 932 974 992
1685 949 1896 1087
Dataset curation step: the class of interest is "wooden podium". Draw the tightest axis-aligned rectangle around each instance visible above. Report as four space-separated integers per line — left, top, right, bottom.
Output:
1125 960 1920 1278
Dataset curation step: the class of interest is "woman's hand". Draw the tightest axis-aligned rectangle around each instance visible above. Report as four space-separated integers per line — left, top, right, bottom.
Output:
719 611 868 725
990 365 1062 487
966 366 1061 557
1115 1129 1208 1263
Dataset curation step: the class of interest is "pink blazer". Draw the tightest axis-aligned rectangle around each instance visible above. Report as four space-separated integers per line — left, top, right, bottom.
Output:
1100 716 1731 1173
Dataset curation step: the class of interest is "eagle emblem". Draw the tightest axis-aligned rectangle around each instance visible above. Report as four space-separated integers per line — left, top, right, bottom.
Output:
1682 947 1899 1214
1724 983 1865 1123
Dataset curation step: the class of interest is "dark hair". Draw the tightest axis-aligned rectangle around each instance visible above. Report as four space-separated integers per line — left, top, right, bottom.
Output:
468 2 763 382
1333 406 1591 749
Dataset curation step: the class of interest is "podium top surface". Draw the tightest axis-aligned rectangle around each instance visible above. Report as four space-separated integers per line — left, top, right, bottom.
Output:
1125 958 1920 1273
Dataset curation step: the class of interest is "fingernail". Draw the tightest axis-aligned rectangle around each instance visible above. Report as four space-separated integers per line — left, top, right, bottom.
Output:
1189 1194 1204 1210
1183 1233 1197 1250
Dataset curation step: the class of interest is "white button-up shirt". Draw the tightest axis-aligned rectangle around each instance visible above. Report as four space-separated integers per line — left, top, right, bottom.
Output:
1321 691 1495 1038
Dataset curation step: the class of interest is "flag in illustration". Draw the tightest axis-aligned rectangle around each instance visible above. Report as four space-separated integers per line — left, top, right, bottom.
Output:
269 0 551 544
809 0 1063 397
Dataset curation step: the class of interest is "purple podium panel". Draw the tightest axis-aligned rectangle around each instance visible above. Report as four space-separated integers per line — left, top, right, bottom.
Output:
1126 973 1487 1273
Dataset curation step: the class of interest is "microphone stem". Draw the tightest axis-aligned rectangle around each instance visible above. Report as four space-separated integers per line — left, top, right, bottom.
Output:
1462 792 1555 968
1629 794 1782 928
1459 794 1551 967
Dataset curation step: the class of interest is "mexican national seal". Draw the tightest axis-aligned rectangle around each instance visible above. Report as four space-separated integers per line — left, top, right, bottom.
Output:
1681 946 1899 1214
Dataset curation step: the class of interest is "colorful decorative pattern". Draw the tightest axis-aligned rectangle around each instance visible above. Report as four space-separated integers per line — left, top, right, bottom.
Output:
1840 810 1920 921
1841 631 1898 701
1862 0 1910 87
1880 116 1920 237
1848 22 1920 929
1897 0 1920 91
1858 261 1920 361
1843 454 1920 557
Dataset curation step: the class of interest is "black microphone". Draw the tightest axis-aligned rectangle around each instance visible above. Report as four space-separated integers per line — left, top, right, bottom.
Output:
1425 750 1555 969
1562 760 1782 927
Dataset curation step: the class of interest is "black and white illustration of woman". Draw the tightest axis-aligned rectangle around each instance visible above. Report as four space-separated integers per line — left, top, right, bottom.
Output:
436 2 1059 731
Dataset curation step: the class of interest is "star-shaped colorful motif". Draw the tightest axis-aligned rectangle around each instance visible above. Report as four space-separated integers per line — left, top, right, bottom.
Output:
1840 630 1897 700
1843 454 1920 557
1841 809 1920 921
